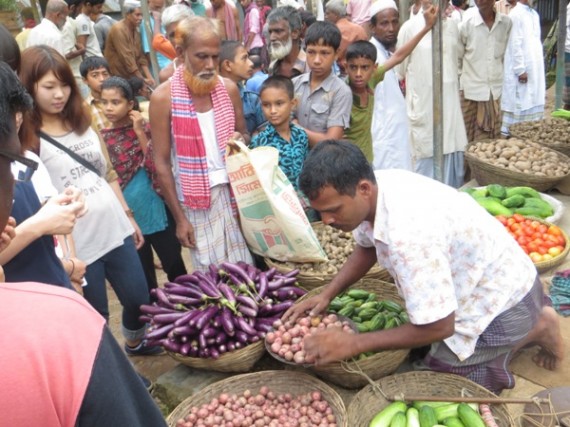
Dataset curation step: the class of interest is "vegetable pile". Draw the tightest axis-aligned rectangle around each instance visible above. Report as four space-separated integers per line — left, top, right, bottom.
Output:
369 401 495 427
140 262 306 358
327 288 408 360
496 214 566 264
174 387 339 427
266 314 355 365
509 117 570 147
466 139 570 177
275 225 355 275
463 185 555 218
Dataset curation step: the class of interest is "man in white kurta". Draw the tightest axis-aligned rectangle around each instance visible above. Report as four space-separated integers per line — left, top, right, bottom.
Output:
369 0 413 171
500 0 545 136
397 4 467 188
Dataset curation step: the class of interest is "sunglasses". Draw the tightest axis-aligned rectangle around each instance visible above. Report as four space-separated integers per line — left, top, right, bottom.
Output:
0 149 39 182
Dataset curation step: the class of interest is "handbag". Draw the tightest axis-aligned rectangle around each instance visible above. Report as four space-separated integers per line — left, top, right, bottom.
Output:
39 131 101 177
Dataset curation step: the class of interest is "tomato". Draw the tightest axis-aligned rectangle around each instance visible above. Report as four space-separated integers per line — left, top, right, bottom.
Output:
529 252 543 263
557 236 566 246
510 223 522 233
548 225 562 236
537 246 548 255
526 242 538 253
522 226 534 236
537 224 548 234
530 220 541 229
516 236 529 246
548 246 563 257
512 213 525 223
506 218 516 227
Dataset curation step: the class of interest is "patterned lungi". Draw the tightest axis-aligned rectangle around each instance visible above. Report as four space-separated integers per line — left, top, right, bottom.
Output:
461 92 502 142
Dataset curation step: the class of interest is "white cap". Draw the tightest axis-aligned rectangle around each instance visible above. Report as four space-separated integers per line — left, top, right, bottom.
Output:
369 0 399 17
124 0 141 8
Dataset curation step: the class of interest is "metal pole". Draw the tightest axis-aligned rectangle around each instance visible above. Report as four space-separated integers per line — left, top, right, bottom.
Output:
432 1 444 182
30 0 42 23
555 0 567 109
140 0 159 83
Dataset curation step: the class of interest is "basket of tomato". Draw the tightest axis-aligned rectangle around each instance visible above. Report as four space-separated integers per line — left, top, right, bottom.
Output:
495 213 569 272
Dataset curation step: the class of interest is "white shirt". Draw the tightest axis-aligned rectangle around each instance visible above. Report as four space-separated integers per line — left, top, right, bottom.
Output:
397 15 467 159
353 170 537 361
62 17 82 80
39 128 133 264
370 37 413 171
458 9 512 101
27 18 65 55
11 152 58 203
501 3 545 113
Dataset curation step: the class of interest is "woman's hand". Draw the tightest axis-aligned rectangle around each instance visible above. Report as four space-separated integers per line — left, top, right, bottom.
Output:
129 110 146 134
129 217 145 249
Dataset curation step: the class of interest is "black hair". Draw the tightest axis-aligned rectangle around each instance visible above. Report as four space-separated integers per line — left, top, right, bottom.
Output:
127 76 144 96
100 76 139 111
0 24 21 73
346 40 377 63
299 140 376 200
299 10 316 28
259 75 294 100
79 56 110 78
451 0 465 7
0 62 32 139
250 54 262 69
220 40 243 65
304 21 341 50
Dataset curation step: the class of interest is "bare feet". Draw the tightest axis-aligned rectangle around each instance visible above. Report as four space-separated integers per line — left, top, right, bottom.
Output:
531 307 564 370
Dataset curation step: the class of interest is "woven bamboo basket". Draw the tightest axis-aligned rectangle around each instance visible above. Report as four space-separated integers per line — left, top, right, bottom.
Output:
264 222 393 290
166 370 348 427
464 141 570 192
298 278 410 389
167 340 265 373
347 371 515 427
528 218 570 273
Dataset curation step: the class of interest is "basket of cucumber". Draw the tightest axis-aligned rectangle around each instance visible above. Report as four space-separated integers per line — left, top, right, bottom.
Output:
297 278 410 389
347 371 515 427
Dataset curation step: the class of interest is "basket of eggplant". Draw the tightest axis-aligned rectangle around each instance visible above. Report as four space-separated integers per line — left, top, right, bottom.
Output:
139 261 307 373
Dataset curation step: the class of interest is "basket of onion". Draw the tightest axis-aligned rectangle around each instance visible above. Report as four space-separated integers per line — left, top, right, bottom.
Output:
139 261 307 373
167 370 347 427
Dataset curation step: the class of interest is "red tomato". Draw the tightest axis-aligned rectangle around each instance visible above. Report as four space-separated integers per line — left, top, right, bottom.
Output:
548 225 562 236
538 246 548 255
522 226 534 236
530 220 541 229
517 236 529 246
557 236 566 246
512 213 525 223
537 224 548 234
510 223 522 233
506 218 516 227
527 242 539 253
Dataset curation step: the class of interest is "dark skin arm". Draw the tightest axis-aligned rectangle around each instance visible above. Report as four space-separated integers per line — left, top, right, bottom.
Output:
224 77 251 144
303 125 345 148
149 81 196 248
304 312 456 365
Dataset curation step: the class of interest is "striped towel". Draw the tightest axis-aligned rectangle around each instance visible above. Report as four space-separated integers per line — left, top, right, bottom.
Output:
170 67 235 209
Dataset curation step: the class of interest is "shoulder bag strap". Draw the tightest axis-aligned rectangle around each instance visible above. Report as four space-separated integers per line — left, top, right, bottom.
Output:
39 131 101 177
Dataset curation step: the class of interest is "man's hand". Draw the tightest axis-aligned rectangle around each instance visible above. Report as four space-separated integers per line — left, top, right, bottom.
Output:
144 77 156 88
423 4 439 29
282 293 331 323
304 329 360 366
61 186 88 217
176 217 196 248
0 217 16 253
518 72 528 84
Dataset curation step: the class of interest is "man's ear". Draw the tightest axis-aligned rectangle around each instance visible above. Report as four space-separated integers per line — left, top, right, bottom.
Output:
220 59 233 73
291 28 301 41
357 179 373 197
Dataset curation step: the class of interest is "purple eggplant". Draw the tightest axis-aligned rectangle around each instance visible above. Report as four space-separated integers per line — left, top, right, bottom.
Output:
145 323 175 340
237 304 258 318
266 300 295 315
276 286 307 301
246 264 259 282
226 341 236 352
267 278 285 291
198 332 207 349
154 288 177 309
236 295 258 310
220 307 235 336
166 295 202 307
196 279 221 299
198 348 210 358
248 334 260 343
139 315 152 323
211 314 222 329
152 311 187 324
208 264 219 281
164 283 203 299
210 348 220 359
283 269 300 278
257 272 268 298
189 344 199 357
173 273 200 285
180 342 192 356
221 261 254 287
172 324 196 336
218 283 237 305
202 326 218 338
214 331 227 344
139 304 178 316
174 309 201 327
194 305 219 330
255 317 278 332
234 341 243 350
207 338 216 346
162 339 182 353
265 267 277 280
235 330 249 343
218 344 227 354
236 316 258 336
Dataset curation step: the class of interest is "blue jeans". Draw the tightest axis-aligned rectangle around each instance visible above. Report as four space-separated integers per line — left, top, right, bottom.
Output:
83 236 149 340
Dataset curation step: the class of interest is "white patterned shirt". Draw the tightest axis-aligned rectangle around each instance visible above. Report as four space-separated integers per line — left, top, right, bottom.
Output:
353 170 536 361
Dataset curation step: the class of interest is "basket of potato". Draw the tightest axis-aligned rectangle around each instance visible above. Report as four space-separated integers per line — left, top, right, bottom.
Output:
509 118 570 157
465 139 570 192
265 222 392 290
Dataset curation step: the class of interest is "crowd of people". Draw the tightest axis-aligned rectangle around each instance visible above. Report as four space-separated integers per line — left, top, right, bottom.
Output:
0 0 568 424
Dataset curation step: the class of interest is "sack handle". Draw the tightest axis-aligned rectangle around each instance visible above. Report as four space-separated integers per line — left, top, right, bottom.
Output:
227 136 249 156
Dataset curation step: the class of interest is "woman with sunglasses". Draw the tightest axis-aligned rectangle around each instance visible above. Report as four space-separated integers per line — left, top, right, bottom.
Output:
19 45 161 356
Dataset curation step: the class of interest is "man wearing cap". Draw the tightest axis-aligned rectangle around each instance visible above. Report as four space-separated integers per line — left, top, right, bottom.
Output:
104 0 156 87
369 0 413 171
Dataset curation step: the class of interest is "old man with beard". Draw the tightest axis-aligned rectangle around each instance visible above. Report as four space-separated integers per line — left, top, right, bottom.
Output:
266 6 310 78
149 16 253 272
